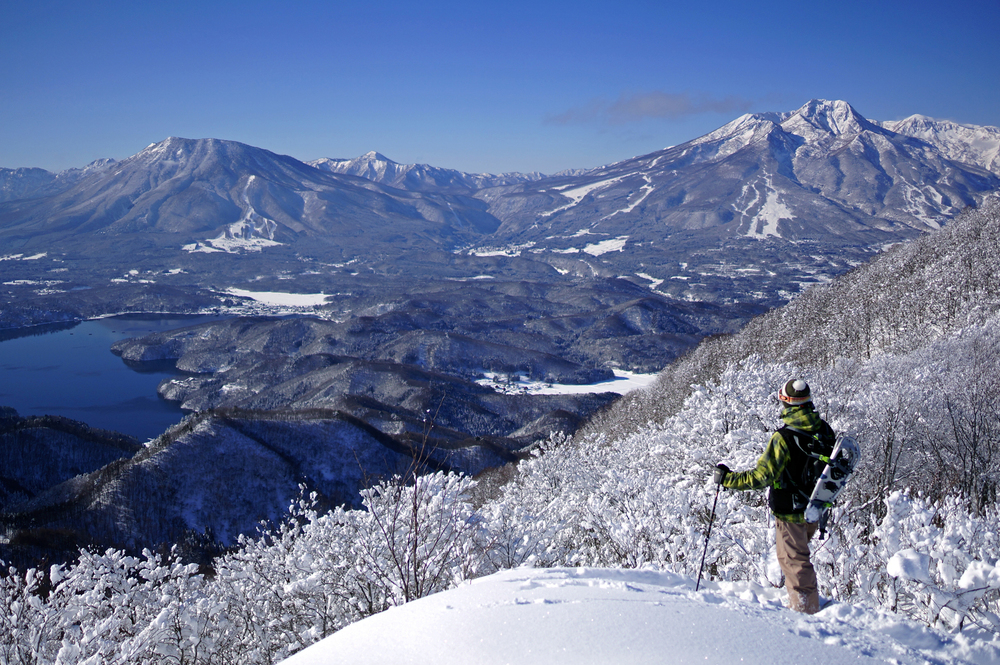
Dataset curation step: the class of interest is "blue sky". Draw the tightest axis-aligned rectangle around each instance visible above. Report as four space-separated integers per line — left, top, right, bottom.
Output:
3 0 999 174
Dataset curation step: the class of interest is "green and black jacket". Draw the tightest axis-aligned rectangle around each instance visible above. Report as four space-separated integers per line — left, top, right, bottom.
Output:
722 404 835 523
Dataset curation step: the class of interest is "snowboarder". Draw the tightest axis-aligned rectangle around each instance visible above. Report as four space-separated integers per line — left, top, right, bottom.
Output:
713 379 836 614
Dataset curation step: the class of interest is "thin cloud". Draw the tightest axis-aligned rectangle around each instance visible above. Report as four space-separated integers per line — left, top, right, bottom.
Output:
547 92 753 126
546 99 608 125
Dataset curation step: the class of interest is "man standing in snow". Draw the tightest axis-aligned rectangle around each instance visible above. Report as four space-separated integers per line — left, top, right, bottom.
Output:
713 379 836 614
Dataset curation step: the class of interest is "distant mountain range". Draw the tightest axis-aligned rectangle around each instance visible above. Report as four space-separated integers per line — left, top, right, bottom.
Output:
472 100 1000 252
0 100 996 331
0 138 500 259
0 158 116 204
309 151 546 194
0 99 997 352
308 101 1000 251
2 100 997 265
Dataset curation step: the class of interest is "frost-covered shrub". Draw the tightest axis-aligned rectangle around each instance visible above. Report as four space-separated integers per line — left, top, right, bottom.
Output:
201 494 361 664
205 473 487 663
347 472 485 610
0 472 488 664
0 548 207 665
0 565 53 665
856 492 1000 632
478 357 790 581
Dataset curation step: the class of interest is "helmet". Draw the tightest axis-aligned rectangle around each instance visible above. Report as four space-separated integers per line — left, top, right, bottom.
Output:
778 379 811 406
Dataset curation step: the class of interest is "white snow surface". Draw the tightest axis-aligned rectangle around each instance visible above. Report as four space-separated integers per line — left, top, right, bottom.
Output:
544 176 625 217
280 566 1000 665
583 235 628 256
739 176 794 239
0 252 47 261
477 369 656 395
226 288 330 308
888 549 933 585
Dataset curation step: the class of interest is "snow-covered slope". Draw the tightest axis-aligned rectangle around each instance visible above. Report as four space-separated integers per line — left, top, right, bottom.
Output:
478 100 1000 248
882 114 1000 174
282 567 1000 665
0 138 500 255
0 158 116 203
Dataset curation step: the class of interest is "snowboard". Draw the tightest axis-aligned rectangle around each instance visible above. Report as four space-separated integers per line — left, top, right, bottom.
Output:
804 435 860 524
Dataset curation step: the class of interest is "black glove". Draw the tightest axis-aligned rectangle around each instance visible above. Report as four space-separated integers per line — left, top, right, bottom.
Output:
714 463 730 486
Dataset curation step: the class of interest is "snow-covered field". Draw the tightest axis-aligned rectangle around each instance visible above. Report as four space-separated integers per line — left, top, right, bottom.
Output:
477 369 658 395
0 252 47 261
225 288 331 308
583 234 628 256
282 567 1000 665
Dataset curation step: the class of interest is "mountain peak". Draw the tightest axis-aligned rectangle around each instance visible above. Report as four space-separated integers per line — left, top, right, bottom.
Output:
882 114 1000 173
361 151 393 163
785 99 873 136
137 137 217 163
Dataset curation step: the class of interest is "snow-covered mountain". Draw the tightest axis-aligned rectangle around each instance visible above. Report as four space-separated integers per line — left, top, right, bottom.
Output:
310 151 544 193
476 100 1000 249
1 100 998 329
881 113 1000 173
0 138 498 255
0 158 116 203
3 102 997 269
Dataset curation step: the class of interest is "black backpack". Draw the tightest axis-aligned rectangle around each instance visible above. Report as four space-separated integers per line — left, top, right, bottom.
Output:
767 422 837 515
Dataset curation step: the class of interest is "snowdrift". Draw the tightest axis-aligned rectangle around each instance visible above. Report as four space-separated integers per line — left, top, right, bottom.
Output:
281 567 1000 665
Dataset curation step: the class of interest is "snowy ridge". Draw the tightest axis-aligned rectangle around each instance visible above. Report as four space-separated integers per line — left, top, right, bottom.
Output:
0 135 503 258
689 110 785 152
0 158 116 203
283 567 1000 665
480 98 1000 255
883 114 1000 174
780 99 875 140
310 152 544 192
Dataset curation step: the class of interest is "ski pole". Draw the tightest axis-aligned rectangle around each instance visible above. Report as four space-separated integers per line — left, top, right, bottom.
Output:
695 484 721 592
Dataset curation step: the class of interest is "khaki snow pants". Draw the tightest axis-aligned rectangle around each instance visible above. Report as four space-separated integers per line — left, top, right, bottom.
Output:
775 519 819 614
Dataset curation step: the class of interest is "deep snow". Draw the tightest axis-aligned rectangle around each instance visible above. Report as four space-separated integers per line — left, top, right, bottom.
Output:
280 567 1000 664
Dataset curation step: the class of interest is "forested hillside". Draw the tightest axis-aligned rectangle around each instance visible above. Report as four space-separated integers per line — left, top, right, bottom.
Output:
584 194 1000 442
0 409 139 514
3 198 1000 663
